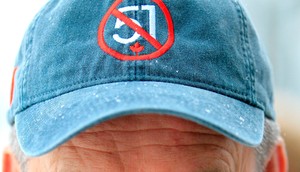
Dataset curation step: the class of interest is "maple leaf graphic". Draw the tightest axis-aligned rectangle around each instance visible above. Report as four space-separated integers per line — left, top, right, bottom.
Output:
130 42 144 56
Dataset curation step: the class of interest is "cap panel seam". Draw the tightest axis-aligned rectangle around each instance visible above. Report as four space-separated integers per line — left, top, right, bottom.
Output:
20 0 55 113
237 3 257 105
128 62 134 80
134 60 137 80
232 1 256 106
234 1 251 97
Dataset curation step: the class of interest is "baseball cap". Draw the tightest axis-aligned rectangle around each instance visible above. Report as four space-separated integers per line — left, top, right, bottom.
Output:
8 0 275 157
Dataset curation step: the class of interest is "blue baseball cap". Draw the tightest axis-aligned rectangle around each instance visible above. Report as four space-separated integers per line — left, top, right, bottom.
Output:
8 0 275 157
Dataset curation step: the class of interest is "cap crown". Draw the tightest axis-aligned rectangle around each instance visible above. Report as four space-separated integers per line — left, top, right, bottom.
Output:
9 0 274 123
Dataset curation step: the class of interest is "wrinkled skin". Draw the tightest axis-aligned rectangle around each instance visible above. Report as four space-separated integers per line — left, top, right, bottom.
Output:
27 114 256 172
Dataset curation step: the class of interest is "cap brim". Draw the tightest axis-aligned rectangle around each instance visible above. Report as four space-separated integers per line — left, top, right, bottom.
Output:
15 81 264 157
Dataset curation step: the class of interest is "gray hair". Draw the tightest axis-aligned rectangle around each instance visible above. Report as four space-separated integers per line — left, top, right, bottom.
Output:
255 118 280 172
10 118 280 171
10 127 29 172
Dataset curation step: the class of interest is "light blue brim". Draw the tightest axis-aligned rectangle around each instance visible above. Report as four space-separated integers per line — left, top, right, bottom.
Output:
15 81 264 157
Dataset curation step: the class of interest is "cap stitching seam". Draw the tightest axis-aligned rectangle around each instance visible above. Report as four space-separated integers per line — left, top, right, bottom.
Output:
20 1 54 112
20 77 265 113
24 76 248 100
231 0 263 110
21 14 42 111
128 62 133 80
233 1 255 105
17 76 264 114
236 2 251 95
134 61 137 80
237 3 256 105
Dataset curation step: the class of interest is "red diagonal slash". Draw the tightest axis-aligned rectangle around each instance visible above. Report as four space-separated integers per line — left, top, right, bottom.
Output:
112 9 163 49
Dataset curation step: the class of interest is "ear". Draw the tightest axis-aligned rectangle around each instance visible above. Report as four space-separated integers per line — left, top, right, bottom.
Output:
2 147 20 172
265 137 288 172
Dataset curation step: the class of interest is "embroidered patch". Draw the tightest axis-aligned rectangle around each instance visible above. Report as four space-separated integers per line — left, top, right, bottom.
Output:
98 0 174 61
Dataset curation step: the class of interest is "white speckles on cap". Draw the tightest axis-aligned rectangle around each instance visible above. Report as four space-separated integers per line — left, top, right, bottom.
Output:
222 104 230 109
239 116 245 125
114 96 121 103
205 109 211 113
239 116 245 122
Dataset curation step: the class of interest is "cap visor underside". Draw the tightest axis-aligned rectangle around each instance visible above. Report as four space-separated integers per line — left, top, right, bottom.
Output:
15 81 264 157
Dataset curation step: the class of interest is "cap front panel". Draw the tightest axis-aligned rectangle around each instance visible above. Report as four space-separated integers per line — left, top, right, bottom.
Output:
9 0 273 125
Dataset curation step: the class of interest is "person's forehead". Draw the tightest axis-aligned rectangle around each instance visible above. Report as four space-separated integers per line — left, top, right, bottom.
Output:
83 114 224 136
66 113 250 157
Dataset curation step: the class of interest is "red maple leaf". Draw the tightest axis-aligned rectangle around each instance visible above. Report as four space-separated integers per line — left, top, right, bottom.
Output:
130 42 144 56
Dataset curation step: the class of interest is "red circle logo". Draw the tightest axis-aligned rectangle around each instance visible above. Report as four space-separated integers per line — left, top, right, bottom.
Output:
98 0 174 61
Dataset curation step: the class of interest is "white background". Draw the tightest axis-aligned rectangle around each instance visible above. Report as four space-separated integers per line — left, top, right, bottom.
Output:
1 0 300 170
